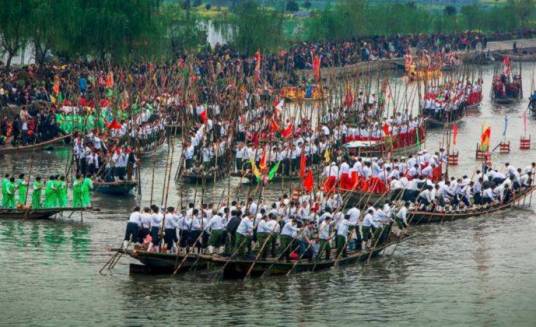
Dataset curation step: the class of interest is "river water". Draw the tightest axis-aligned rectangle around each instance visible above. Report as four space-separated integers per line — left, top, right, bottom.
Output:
1 64 536 326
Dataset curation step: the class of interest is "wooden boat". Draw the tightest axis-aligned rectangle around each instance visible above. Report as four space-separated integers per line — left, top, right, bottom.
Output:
0 207 87 220
119 248 206 274
280 85 327 102
137 133 167 157
343 139 422 158
423 105 466 128
0 134 72 155
408 186 535 225
181 168 229 184
94 180 137 195
203 232 411 279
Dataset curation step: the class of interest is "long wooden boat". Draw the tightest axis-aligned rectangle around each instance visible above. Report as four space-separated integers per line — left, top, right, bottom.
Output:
343 140 422 158
138 134 167 157
203 233 411 279
0 134 72 155
94 180 137 195
408 186 535 225
424 115 464 128
181 167 229 185
0 207 88 220
119 248 206 274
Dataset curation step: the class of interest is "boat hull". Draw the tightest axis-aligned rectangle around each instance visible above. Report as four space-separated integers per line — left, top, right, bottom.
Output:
0 207 87 220
94 181 137 195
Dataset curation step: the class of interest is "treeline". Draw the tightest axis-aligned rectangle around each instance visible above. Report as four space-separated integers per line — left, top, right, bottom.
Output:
305 0 536 41
1 0 535 68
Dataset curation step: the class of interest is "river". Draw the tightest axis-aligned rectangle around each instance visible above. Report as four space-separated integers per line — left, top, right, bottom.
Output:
1 63 536 326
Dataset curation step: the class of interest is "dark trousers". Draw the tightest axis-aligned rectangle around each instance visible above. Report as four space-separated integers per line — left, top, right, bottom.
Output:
124 222 139 242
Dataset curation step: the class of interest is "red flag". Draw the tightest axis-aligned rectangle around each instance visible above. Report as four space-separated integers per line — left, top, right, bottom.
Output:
255 50 262 83
344 88 354 108
452 124 458 145
105 72 114 89
200 110 208 124
259 149 267 171
270 117 280 133
313 55 321 81
281 124 293 138
382 123 391 136
299 152 306 177
303 169 314 192
107 119 122 130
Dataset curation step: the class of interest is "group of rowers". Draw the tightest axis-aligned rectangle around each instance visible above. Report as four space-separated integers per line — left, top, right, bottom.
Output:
124 195 406 261
0 174 93 209
421 80 483 119
124 159 534 260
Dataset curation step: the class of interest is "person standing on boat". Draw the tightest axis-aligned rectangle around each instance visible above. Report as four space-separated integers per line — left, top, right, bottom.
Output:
235 214 253 257
16 174 28 207
139 207 152 244
279 218 300 260
31 176 44 209
72 175 83 208
317 216 333 260
335 215 355 258
81 175 93 208
1 174 10 207
162 207 179 252
4 177 16 209
225 210 242 255
57 176 67 208
124 207 141 247
44 176 57 208
149 205 163 252
206 209 226 254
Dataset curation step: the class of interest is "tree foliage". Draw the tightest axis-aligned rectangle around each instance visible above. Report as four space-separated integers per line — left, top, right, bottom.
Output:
229 0 284 55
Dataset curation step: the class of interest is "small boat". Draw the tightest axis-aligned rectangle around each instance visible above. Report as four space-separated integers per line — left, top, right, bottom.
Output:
94 180 137 195
119 248 206 274
408 186 535 225
0 134 72 155
137 133 167 157
424 115 464 128
0 207 88 220
204 232 410 279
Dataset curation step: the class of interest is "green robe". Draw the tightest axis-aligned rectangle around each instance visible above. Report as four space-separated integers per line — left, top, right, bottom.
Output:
44 180 57 208
5 181 15 208
72 179 83 208
1 177 8 207
31 181 43 209
81 177 93 208
57 180 67 208
16 179 28 206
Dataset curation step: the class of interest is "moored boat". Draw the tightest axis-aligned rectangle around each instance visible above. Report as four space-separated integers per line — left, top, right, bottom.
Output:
0 207 88 220
0 134 72 155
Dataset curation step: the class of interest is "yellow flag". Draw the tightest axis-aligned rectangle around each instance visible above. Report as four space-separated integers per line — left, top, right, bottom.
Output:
324 149 331 164
250 159 261 179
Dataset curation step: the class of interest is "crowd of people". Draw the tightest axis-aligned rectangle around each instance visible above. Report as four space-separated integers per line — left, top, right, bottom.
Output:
422 80 483 121
123 159 534 260
0 173 93 209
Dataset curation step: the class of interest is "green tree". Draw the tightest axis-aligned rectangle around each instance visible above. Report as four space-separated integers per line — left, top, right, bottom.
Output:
161 3 208 56
0 0 32 69
286 0 299 12
230 0 284 55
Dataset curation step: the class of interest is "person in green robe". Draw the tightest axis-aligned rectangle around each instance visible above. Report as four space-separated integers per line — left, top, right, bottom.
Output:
72 175 83 208
57 176 68 208
16 174 29 207
44 176 57 208
5 177 16 209
81 175 93 208
1 174 10 207
31 176 44 209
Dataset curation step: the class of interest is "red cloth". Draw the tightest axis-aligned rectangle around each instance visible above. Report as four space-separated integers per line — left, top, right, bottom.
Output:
200 110 208 124
299 152 306 177
339 173 353 190
303 169 314 193
323 176 337 193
